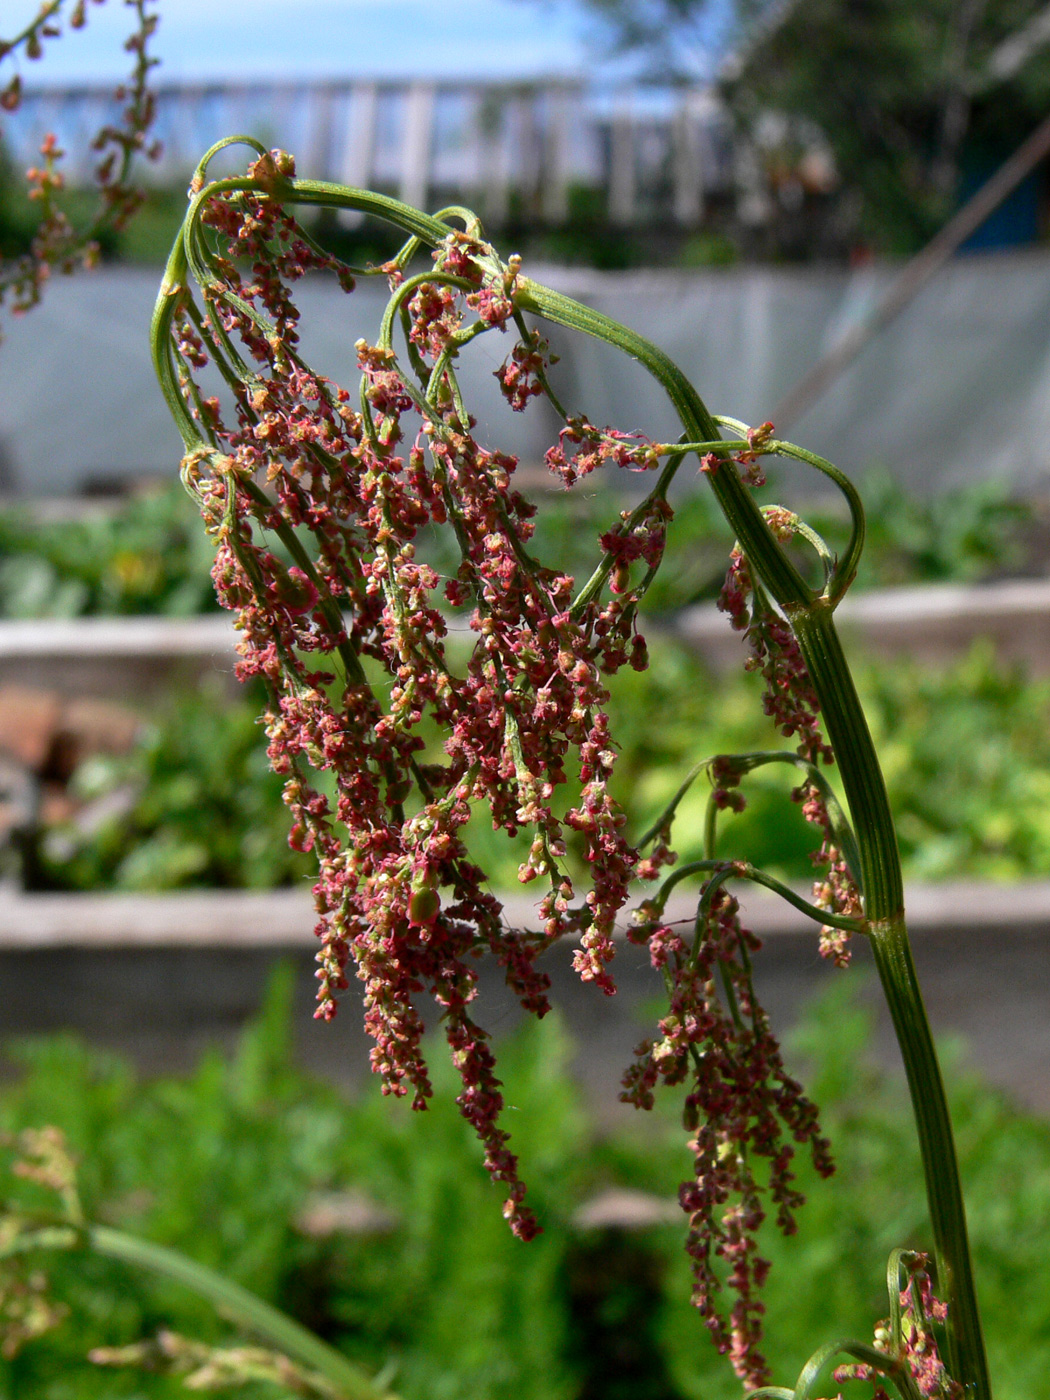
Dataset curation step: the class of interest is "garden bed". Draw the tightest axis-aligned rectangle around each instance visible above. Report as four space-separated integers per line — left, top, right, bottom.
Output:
5 877 1050 948
4 578 1050 694
0 613 238 700
3 582 1049 1113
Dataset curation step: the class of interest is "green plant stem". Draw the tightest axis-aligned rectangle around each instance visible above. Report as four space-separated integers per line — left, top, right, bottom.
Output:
7 1220 394 1400
790 606 990 1400
866 920 989 1394
790 607 900 914
788 1337 925 1400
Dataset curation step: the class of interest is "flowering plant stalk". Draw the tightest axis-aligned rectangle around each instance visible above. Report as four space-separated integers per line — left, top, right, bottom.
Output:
0 0 161 320
145 136 992 1399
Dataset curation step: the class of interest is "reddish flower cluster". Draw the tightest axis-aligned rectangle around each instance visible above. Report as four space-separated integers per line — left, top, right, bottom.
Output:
834 1254 963 1399
606 454 868 1377
598 496 671 596
0 0 160 320
795 778 863 966
21 135 83 287
718 502 862 963
545 418 660 486
168 159 855 1376
496 330 554 412
171 171 661 1239
718 508 830 768
622 886 833 1389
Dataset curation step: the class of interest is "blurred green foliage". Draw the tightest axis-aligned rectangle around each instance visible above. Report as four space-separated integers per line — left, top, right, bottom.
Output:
420 468 1036 611
35 680 313 892
610 639 1050 885
597 637 1050 887
6 473 1045 890
0 490 218 618
0 472 1035 619
838 470 1034 589
1 975 1048 1399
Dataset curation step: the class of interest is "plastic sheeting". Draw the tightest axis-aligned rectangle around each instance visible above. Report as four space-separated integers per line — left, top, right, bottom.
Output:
2 249 1049 497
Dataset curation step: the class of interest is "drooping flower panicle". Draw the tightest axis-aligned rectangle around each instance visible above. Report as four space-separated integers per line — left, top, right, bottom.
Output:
622 884 833 1390
161 150 851 1367
0 0 161 321
168 167 677 1239
834 1253 964 1400
717 503 862 964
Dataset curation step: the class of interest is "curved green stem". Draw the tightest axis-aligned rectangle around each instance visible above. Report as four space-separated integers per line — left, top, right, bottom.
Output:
652 438 750 454
637 757 710 850
789 609 900 916
510 263 987 1397
867 917 989 1396
788 611 989 1400
639 748 861 891
768 439 865 605
514 277 816 610
786 1338 924 1400
732 862 866 932
571 447 683 615
648 856 866 936
378 270 475 349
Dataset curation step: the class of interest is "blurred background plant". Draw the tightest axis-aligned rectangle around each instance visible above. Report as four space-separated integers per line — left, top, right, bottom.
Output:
0 470 1038 621
2 973 1049 1400
23 639 1050 893
556 0 1050 257
0 488 218 619
28 678 312 891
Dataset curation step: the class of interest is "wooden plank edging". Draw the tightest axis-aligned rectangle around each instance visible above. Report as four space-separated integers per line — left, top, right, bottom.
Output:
2 881 1048 951
2 577 1048 669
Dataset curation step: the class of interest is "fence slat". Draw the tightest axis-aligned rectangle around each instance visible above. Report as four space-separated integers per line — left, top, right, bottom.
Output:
672 91 705 225
400 81 436 210
608 99 636 225
543 83 572 222
340 82 377 190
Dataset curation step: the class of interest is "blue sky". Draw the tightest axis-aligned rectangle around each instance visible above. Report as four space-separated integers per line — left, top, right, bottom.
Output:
12 0 612 82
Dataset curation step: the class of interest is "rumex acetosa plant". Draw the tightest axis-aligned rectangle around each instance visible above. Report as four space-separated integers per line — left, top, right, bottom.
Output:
0 0 161 321
144 138 991 1399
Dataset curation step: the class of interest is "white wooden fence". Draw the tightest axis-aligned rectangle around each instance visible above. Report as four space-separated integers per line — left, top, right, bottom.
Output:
6 78 734 227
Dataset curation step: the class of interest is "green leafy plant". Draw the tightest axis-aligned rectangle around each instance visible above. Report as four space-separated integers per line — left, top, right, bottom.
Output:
28 640 1050 894
0 486 220 618
0 1 160 320
34 678 312 891
817 471 1033 590
0 470 1032 621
